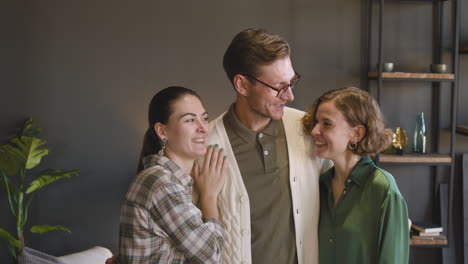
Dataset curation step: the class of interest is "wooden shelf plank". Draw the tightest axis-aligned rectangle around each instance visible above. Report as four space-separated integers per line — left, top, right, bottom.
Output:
460 45 468 54
368 72 455 81
410 235 447 246
379 153 452 164
456 125 468 135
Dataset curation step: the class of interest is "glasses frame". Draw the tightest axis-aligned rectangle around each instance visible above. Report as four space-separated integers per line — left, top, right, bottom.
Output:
243 71 302 97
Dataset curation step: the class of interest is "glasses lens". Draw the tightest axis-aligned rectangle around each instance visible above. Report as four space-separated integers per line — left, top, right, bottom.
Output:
277 86 288 97
277 73 300 97
290 74 300 88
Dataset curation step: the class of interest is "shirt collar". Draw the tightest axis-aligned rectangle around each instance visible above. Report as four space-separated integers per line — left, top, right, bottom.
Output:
320 156 376 187
347 157 375 186
223 103 280 143
142 154 193 187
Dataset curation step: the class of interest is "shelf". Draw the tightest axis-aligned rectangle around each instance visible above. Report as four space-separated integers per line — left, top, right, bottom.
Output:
410 235 448 247
407 0 448 1
378 153 452 165
457 125 468 135
368 72 455 82
460 45 468 54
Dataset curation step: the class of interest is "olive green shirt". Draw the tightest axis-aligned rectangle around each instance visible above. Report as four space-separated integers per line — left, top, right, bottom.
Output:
319 157 409 264
223 104 297 264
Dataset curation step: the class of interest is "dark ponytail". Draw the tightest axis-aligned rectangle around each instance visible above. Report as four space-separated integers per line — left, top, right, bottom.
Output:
137 86 201 173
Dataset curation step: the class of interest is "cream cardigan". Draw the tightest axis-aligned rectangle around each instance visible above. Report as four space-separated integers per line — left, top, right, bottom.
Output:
207 107 332 264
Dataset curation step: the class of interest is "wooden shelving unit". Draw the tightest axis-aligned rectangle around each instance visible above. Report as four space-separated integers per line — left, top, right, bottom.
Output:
366 0 459 259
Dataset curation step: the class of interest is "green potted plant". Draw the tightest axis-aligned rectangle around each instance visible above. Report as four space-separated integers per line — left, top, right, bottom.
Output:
0 117 78 263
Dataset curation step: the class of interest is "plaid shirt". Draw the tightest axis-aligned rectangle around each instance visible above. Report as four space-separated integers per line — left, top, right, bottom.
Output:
119 154 224 264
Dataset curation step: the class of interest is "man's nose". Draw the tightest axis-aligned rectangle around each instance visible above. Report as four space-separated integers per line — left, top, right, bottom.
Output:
280 86 294 102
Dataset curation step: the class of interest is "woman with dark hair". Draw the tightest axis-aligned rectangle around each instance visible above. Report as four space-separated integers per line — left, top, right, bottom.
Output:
302 87 409 264
119 86 227 264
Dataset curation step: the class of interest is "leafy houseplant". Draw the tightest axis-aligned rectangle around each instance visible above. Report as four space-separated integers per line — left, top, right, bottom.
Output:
0 118 78 263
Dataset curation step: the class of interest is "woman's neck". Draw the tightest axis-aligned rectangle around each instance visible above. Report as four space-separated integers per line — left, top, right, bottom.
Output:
164 152 194 175
332 154 361 183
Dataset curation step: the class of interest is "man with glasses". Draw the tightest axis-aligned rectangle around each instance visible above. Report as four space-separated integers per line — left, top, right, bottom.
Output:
206 28 332 264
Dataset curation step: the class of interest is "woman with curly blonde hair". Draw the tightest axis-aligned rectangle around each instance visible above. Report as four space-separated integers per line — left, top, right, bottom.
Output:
302 87 409 264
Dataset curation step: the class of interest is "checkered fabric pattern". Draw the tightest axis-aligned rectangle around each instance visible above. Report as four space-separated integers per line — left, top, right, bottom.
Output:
119 154 224 264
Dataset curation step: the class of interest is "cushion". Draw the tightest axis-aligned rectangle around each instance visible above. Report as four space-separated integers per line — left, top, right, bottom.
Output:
19 247 64 264
58 246 112 264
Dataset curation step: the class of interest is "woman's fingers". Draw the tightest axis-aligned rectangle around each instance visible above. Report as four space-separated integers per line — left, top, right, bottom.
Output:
194 144 228 199
221 154 229 174
209 145 221 170
215 148 225 173
191 160 200 181
203 144 215 169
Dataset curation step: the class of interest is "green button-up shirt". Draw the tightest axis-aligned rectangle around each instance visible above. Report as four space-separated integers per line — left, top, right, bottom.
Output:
223 104 297 264
319 157 409 264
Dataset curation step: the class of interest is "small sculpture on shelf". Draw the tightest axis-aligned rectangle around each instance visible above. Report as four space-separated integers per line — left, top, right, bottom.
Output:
392 127 408 155
413 112 427 154
382 127 407 155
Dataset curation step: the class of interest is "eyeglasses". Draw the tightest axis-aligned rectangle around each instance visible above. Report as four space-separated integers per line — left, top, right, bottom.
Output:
243 71 301 97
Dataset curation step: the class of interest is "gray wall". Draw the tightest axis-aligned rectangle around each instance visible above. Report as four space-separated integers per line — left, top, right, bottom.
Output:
0 0 466 263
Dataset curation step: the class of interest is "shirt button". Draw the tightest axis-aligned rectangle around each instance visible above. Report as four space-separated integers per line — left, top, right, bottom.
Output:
293 177 296 182
258 133 263 138
347 179 352 183
242 229 250 236
240 195 248 203
329 237 334 243
264 150 269 156
296 209 299 215
343 190 347 194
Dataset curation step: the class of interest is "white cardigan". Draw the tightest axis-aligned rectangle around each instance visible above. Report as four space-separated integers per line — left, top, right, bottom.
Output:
207 107 332 264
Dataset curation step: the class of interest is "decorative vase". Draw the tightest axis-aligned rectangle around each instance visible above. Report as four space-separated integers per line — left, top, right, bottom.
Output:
413 112 427 154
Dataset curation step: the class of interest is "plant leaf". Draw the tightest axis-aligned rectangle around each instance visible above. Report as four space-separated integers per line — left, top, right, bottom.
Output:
5 136 49 170
26 169 78 194
17 117 41 138
0 117 43 176
0 228 20 248
30 225 71 234
0 146 21 177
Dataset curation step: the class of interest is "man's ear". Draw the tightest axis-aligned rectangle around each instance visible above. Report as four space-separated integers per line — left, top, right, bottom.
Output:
154 122 167 140
233 74 249 97
354 125 366 143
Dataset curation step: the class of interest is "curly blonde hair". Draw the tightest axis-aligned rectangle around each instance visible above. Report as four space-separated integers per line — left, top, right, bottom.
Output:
301 87 392 156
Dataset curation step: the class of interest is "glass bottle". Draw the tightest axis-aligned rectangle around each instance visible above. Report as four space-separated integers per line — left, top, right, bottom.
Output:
413 112 427 154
